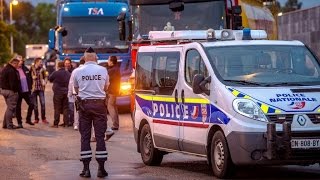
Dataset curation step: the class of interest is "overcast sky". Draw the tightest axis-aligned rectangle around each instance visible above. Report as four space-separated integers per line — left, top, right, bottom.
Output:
9 0 320 9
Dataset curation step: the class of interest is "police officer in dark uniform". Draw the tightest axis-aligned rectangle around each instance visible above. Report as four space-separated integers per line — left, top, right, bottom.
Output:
73 47 109 178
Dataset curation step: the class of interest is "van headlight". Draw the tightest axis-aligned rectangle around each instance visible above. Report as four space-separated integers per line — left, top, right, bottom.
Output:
232 99 268 122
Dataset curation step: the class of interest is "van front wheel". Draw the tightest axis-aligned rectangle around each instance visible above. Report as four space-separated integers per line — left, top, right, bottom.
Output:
211 131 234 178
140 124 163 166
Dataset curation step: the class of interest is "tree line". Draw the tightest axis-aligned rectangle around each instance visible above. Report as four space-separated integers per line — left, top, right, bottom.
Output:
0 2 55 65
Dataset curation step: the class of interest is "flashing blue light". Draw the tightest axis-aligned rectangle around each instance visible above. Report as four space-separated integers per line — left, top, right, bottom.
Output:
242 28 253 40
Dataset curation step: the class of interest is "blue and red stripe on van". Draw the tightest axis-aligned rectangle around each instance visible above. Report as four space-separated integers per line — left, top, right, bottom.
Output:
135 94 230 128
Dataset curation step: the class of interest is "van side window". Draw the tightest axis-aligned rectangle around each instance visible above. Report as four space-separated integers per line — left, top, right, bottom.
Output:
136 53 153 90
153 52 180 95
185 49 208 85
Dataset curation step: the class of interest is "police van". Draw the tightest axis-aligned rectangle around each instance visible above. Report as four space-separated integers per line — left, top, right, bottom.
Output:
133 29 320 178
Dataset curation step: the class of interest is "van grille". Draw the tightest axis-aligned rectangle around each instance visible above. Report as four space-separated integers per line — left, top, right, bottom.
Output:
267 114 320 124
267 114 294 124
308 114 320 124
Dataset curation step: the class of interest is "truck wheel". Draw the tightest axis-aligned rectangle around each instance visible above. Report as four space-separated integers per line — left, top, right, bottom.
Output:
140 124 163 166
211 131 234 178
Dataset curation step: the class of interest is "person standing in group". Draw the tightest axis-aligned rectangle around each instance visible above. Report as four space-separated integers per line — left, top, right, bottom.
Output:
68 57 85 130
106 56 120 131
16 56 35 128
1 58 20 129
49 61 71 128
73 47 109 178
31 58 48 124
64 57 74 126
64 57 74 73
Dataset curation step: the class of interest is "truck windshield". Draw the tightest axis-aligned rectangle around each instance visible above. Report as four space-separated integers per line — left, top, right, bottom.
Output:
132 1 225 39
62 17 129 54
206 45 320 86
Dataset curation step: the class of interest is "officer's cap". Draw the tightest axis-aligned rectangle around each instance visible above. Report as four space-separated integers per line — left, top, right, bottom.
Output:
85 47 95 53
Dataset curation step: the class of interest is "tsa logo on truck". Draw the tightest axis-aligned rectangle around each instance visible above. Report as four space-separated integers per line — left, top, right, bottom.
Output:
88 8 104 15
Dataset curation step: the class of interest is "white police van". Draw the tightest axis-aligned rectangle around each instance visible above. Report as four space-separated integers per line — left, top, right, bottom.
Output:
133 29 320 178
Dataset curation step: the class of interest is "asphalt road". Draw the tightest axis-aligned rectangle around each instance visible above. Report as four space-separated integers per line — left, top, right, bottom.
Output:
0 83 319 179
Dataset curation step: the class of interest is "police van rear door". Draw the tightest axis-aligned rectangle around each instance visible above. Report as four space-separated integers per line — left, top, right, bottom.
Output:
151 47 182 151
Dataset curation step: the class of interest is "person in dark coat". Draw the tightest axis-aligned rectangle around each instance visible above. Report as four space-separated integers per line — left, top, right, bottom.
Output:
1 58 20 129
16 56 35 127
106 56 120 130
48 61 71 128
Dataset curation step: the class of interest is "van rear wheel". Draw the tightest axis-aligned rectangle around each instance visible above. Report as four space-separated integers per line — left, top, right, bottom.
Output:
211 131 234 178
140 124 163 166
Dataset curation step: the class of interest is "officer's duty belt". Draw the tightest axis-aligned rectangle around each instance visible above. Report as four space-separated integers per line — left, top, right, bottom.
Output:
81 99 105 103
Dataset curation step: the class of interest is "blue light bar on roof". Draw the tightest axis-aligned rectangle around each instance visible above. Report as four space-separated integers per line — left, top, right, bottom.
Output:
148 29 267 41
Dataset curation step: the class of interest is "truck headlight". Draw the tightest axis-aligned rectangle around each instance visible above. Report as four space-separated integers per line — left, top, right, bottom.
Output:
232 99 268 122
119 82 132 96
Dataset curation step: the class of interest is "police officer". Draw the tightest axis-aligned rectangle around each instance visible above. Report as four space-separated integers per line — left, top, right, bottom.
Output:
73 47 109 178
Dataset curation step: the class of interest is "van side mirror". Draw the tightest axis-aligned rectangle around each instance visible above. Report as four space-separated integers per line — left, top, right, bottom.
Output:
192 74 211 95
117 12 126 41
48 29 55 50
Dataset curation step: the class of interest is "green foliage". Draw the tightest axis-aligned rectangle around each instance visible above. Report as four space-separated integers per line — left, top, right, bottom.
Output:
282 0 302 13
0 2 56 58
0 34 11 65
32 3 56 43
0 21 16 65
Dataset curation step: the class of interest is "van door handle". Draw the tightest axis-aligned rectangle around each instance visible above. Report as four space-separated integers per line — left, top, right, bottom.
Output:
174 89 178 103
181 90 185 104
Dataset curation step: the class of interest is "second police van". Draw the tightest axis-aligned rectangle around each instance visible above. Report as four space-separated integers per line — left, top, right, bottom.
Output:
133 29 320 178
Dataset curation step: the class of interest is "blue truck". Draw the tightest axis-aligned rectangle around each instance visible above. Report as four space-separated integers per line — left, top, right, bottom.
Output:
48 0 133 108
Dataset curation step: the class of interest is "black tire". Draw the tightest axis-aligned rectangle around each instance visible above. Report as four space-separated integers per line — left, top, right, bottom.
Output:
139 124 163 166
211 131 234 178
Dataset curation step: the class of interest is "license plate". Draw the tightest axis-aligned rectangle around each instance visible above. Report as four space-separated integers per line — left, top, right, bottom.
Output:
291 139 320 149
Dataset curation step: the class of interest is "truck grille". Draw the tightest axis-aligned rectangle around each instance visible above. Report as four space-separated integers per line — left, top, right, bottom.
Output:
267 114 320 124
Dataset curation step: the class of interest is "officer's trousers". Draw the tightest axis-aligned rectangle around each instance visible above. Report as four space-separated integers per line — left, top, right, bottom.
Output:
79 100 108 162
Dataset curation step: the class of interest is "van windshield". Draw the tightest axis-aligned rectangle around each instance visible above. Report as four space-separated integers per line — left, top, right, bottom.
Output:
205 45 320 86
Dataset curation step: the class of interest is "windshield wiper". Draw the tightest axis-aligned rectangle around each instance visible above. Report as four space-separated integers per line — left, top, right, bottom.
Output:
265 82 306 87
224 80 264 86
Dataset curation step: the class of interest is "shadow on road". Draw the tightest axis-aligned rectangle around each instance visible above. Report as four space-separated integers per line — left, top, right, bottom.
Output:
158 160 320 179
0 146 15 155
14 127 59 138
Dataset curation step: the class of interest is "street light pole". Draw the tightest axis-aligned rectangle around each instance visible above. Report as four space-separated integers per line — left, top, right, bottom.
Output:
10 2 13 54
1 0 3 21
10 0 18 54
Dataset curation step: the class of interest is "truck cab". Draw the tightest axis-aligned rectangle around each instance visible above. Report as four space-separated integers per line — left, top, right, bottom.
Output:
133 29 320 178
49 0 132 107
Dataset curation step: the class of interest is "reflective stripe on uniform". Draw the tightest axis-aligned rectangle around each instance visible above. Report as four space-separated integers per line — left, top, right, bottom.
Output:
81 154 92 158
96 151 108 155
96 154 108 158
81 150 92 158
96 151 108 158
81 150 92 155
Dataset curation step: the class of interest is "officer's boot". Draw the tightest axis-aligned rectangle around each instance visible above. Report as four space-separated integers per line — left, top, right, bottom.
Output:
97 161 108 178
79 160 91 178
